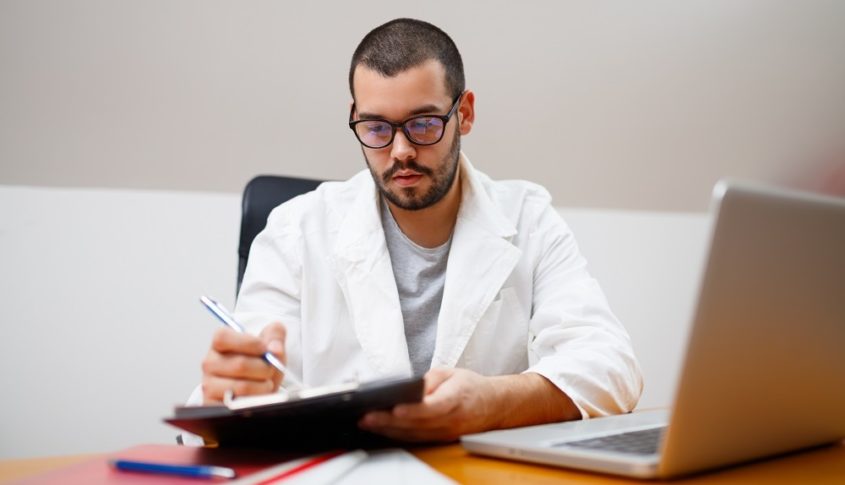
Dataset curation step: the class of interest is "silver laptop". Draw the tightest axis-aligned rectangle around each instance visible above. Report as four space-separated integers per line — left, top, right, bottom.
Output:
462 180 845 479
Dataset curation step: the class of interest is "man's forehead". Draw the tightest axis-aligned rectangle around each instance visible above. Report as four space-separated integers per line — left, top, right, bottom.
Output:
352 60 451 117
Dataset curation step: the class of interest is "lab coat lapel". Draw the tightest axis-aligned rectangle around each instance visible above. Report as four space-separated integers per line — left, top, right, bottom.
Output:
331 177 412 377
432 155 522 368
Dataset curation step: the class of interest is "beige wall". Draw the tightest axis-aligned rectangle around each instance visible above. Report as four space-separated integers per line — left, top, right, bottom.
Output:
2 0 844 211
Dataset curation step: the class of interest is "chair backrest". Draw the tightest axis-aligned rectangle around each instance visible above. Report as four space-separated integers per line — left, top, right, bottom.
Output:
238 175 323 295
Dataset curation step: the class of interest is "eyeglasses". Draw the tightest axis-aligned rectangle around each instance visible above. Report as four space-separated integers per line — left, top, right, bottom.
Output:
348 94 463 149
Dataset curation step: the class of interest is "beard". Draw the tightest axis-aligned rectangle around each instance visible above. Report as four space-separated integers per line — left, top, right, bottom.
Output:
364 126 461 211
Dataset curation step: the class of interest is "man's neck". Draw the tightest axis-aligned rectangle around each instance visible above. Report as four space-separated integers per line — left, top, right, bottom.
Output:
386 171 462 248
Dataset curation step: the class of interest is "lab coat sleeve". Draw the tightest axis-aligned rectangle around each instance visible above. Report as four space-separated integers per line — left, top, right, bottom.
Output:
232 204 305 387
525 205 643 418
179 205 306 445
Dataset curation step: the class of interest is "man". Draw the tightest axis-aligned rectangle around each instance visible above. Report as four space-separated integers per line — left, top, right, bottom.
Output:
199 18 642 442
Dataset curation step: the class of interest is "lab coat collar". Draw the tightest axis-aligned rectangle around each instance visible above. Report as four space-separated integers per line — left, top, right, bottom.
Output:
331 153 521 375
331 170 411 377
432 153 522 368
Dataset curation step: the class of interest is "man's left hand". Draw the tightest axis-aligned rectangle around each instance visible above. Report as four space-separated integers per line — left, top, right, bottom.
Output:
358 367 498 442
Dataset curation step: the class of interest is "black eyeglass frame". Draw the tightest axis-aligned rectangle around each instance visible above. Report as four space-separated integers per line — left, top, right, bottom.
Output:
348 93 464 149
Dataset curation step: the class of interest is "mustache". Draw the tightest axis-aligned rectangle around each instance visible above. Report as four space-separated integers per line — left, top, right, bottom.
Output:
382 160 434 183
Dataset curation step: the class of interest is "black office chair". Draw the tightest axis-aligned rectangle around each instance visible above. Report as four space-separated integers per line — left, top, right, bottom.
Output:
237 175 324 295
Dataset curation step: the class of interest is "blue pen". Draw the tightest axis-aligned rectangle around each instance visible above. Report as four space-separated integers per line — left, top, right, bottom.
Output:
110 459 236 479
200 295 303 388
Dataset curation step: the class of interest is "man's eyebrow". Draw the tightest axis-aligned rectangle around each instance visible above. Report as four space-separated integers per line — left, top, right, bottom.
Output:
356 103 447 121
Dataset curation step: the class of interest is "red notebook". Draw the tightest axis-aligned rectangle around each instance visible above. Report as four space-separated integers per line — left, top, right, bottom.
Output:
16 444 306 484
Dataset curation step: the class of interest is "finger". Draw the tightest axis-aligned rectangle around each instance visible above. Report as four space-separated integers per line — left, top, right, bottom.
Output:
260 323 287 366
394 370 459 419
202 350 276 381
359 419 457 443
363 426 442 442
259 322 287 344
423 367 453 395
260 323 288 388
202 375 274 403
211 328 267 356
392 389 460 420
360 406 449 430
359 411 392 427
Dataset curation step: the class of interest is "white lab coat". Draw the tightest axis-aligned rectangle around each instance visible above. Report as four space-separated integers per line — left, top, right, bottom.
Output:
228 153 643 418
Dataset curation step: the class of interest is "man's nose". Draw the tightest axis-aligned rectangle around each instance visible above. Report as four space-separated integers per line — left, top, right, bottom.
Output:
390 129 416 163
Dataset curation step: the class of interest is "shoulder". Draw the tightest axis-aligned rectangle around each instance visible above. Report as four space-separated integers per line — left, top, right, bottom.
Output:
484 176 552 208
263 170 372 237
470 167 556 223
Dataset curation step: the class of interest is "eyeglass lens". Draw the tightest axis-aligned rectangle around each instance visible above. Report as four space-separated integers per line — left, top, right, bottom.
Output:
355 116 445 148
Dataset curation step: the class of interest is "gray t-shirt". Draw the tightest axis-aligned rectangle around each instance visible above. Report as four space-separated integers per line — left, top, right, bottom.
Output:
380 198 452 376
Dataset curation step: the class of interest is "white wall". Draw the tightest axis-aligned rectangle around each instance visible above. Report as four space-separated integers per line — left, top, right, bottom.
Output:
0 186 239 459
562 208 710 412
0 185 709 459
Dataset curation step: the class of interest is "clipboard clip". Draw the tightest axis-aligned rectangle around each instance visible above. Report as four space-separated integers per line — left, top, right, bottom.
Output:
223 379 361 411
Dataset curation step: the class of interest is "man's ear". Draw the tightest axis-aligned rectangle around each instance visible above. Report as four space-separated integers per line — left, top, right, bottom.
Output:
458 90 475 135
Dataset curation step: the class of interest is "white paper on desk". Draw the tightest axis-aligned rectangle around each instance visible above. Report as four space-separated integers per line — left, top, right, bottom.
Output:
270 450 367 485
334 449 456 485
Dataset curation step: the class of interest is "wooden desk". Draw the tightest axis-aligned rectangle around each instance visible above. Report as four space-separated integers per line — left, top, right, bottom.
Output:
2 442 844 484
414 441 845 483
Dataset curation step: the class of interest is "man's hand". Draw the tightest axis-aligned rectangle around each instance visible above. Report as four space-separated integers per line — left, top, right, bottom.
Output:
358 368 582 443
358 368 495 442
201 322 287 404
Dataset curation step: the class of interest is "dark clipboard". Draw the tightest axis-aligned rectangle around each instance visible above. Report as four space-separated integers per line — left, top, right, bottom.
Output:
164 375 424 450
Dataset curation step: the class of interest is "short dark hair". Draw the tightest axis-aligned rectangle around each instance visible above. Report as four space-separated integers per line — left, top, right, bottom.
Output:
349 18 465 101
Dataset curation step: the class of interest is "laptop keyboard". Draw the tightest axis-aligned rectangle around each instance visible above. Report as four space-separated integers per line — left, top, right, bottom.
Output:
555 426 666 455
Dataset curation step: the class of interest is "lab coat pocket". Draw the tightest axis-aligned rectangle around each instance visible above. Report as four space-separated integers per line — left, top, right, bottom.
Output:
462 287 530 374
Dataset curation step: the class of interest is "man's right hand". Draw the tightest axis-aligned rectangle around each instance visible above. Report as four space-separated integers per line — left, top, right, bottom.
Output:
201 322 287 404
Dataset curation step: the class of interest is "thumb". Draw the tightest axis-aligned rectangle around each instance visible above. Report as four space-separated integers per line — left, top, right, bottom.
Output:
423 367 453 395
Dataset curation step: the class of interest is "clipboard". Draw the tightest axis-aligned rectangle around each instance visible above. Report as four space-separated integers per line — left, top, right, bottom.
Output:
164 375 425 450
